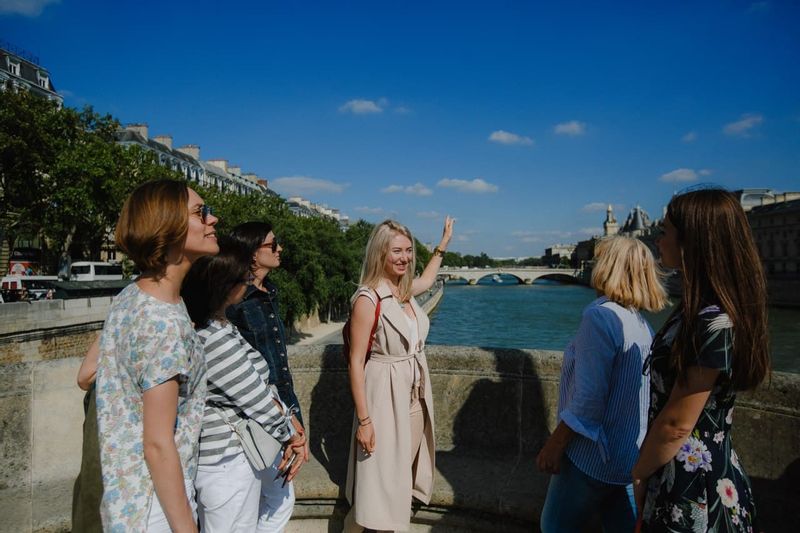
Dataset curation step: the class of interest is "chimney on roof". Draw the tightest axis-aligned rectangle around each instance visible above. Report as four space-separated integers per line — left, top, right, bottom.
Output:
242 173 259 183
257 178 269 188
125 123 148 140
153 135 173 149
228 165 242 176
207 159 228 172
177 145 200 160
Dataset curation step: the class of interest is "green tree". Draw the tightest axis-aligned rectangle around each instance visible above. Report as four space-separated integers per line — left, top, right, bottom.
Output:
0 90 61 258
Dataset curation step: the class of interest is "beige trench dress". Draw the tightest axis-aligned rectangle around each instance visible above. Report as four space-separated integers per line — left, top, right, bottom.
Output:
345 281 436 531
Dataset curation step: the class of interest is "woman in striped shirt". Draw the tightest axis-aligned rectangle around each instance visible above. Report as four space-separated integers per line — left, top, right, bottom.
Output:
536 235 668 532
182 236 306 533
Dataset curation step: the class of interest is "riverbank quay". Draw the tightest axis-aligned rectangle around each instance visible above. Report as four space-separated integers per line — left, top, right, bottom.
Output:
1 296 798 532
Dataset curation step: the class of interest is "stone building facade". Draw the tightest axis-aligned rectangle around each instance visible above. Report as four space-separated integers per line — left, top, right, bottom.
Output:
748 193 800 306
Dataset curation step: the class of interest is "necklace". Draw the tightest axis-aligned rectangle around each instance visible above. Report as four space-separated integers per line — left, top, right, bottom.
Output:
386 279 408 309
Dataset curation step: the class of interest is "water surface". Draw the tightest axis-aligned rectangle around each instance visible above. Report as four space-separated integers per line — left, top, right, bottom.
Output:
426 277 800 374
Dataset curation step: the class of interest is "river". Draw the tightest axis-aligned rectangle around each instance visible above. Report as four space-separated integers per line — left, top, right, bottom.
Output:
426 277 800 374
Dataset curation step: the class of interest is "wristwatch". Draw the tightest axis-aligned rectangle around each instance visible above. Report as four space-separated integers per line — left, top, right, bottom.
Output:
433 246 445 257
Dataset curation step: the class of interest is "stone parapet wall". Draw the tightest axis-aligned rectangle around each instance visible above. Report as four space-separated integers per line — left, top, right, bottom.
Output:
288 345 799 531
0 325 797 531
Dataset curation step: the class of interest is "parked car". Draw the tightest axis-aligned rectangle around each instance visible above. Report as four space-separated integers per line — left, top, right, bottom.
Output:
69 261 123 281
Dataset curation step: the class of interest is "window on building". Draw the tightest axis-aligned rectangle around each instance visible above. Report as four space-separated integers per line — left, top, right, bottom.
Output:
8 61 20 76
38 75 48 88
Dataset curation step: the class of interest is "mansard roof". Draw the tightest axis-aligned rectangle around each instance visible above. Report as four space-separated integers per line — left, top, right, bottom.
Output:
115 130 202 167
1 48 59 95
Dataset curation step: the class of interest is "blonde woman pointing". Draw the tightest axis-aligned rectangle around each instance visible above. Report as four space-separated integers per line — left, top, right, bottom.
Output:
344 217 453 533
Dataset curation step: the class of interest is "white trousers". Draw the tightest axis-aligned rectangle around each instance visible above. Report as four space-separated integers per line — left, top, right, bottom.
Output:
195 451 295 533
147 478 197 532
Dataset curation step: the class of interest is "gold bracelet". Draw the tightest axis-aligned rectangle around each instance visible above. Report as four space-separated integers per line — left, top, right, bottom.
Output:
433 246 445 257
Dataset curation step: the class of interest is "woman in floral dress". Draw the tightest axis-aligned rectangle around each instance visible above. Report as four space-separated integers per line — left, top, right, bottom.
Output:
632 189 770 532
95 180 219 532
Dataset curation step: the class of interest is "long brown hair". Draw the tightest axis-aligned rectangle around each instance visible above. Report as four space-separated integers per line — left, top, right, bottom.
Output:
667 189 769 390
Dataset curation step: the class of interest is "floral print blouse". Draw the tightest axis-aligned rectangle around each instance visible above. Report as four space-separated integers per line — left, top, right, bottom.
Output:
642 305 758 532
95 283 207 532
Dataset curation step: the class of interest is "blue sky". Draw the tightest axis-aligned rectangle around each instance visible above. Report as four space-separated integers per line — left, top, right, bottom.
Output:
3 0 799 256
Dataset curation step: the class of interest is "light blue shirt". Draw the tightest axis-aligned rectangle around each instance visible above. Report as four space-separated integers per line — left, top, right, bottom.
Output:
558 296 652 485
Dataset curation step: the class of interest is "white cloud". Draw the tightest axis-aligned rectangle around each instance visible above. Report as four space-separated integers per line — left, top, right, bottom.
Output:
416 210 440 219
339 98 384 115
581 202 626 213
354 206 385 215
437 178 498 193
681 131 698 143
659 168 711 183
488 130 534 146
512 229 571 244
271 176 347 195
0 0 59 16
394 105 412 115
723 113 763 137
554 120 587 136
582 202 605 212
381 183 433 196
579 227 602 236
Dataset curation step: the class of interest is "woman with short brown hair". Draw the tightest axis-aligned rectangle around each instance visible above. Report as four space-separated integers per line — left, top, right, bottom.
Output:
95 179 219 532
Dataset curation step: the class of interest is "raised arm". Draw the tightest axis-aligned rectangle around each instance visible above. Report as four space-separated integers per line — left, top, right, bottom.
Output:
348 294 377 454
412 216 454 296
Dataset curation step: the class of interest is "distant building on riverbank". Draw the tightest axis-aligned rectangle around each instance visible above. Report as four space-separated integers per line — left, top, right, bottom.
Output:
543 244 575 267
287 197 349 229
748 192 800 306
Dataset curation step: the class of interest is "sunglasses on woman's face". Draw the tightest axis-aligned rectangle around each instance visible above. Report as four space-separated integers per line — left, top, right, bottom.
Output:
259 237 279 253
192 204 214 224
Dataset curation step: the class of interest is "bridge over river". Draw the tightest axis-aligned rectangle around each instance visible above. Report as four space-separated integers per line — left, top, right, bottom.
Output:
439 266 584 285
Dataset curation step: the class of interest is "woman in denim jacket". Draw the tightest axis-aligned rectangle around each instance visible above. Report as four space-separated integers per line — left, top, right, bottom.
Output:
225 221 308 525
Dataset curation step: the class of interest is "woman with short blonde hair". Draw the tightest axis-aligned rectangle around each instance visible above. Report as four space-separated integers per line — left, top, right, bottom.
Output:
537 235 666 532
592 236 668 313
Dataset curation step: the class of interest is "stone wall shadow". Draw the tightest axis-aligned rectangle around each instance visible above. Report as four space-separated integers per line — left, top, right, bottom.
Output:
308 344 353 492
750 458 800 533
431 348 551 531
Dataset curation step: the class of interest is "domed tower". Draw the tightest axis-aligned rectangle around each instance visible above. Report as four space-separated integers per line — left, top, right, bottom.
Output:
603 204 619 236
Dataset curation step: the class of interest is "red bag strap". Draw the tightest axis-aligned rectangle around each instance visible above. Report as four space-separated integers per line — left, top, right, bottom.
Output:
367 290 381 352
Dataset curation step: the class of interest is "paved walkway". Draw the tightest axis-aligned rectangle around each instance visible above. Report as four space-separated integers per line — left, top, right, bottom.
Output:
292 320 346 346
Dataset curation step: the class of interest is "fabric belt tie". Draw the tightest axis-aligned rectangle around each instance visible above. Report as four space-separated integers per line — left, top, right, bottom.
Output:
369 350 426 400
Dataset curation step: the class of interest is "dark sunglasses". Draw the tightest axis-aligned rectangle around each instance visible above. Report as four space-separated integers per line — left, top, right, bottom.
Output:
192 205 214 224
259 237 280 253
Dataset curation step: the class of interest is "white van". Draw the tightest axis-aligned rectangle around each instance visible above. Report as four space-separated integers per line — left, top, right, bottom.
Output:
69 262 124 281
